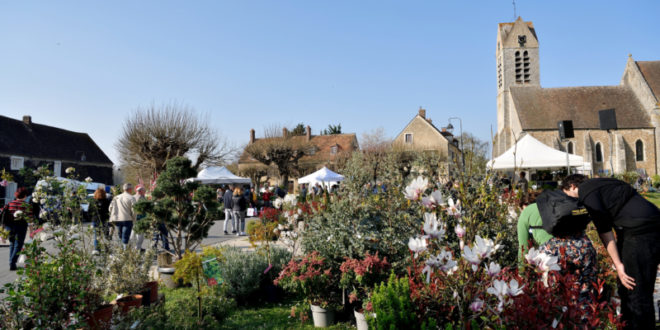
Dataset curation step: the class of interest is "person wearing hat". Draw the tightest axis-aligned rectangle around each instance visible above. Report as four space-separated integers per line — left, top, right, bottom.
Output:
109 183 136 249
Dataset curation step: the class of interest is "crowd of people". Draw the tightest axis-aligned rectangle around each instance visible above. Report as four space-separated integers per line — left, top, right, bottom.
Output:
1 182 171 272
516 173 660 329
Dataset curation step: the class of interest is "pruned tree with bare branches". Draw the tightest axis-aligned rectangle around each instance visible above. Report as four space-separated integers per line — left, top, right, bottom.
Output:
244 129 313 186
116 103 234 180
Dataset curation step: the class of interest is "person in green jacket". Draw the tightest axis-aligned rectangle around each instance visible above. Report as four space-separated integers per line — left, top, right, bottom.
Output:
517 192 553 264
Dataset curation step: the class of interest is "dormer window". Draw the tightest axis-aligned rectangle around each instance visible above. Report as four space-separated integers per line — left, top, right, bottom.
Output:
330 146 338 154
10 156 24 170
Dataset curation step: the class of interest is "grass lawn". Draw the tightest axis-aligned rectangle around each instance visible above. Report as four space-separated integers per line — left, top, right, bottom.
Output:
219 303 354 330
641 191 660 207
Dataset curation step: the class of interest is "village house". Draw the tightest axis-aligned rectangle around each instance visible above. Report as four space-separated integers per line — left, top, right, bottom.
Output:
238 126 359 189
493 17 660 176
0 115 114 204
392 108 462 170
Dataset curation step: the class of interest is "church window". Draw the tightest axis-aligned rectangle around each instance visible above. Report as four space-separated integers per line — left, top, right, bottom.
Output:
523 51 531 83
515 51 522 83
595 143 603 162
635 140 644 161
567 141 574 154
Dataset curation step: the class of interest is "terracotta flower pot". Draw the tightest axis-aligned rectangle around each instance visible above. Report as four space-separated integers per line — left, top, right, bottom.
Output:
116 294 142 315
144 281 159 303
86 304 114 330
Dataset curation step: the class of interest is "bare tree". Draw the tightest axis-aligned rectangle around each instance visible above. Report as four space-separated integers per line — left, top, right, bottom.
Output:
360 127 392 154
116 103 234 179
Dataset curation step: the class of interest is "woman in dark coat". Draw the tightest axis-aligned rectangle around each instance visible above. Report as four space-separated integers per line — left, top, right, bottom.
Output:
92 188 111 252
231 187 247 236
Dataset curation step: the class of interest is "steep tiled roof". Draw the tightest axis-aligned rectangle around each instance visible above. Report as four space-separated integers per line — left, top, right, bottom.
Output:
0 115 113 164
239 133 359 164
510 86 652 130
636 61 660 102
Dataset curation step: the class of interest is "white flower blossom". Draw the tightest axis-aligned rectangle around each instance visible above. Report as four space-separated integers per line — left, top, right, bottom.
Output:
485 261 501 277
421 190 444 208
65 167 75 174
454 224 465 238
469 299 485 313
283 194 297 206
422 213 445 240
404 176 428 200
536 253 561 273
84 177 93 183
407 237 427 257
446 198 462 217
507 279 524 296
273 198 283 209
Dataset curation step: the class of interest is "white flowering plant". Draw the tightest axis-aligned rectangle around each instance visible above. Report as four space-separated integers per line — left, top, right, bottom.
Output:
403 173 623 328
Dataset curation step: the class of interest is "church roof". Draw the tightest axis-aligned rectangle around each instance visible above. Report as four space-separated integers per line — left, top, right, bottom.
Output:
510 86 652 130
636 61 660 102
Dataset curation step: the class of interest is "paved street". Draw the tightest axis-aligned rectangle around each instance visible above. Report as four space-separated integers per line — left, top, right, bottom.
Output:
0 218 255 289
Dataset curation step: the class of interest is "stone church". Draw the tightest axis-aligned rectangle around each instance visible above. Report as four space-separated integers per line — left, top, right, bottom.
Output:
493 17 660 176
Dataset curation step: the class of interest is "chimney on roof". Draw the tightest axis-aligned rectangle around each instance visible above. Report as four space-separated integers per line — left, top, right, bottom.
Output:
306 125 311 141
418 107 426 119
23 115 32 125
249 129 255 144
441 127 447 132
282 127 288 138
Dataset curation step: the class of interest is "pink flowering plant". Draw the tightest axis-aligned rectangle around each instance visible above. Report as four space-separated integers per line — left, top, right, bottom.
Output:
339 252 390 309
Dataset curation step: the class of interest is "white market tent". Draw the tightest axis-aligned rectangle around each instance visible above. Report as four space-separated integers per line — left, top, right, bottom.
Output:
190 166 251 185
298 167 345 187
487 134 586 170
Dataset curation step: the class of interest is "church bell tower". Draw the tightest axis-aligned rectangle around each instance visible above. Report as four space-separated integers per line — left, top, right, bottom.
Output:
494 17 540 156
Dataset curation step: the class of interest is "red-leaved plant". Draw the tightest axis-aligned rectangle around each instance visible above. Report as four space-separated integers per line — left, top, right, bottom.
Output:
339 252 390 309
274 251 339 308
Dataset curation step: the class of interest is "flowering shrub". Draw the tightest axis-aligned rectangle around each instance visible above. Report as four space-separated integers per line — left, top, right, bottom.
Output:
339 252 390 306
274 251 338 308
403 176 623 328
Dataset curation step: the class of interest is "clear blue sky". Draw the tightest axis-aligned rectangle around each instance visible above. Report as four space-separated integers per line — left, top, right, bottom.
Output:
1 1 659 165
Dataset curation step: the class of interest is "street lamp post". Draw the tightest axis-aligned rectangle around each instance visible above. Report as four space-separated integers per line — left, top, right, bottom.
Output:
448 117 464 169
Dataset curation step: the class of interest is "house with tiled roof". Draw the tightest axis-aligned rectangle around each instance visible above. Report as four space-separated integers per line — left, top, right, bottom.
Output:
392 108 461 169
494 17 660 175
0 115 113 204
238 126 359 188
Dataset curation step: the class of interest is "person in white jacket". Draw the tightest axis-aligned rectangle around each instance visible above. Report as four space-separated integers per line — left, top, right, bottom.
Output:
109 183 136 249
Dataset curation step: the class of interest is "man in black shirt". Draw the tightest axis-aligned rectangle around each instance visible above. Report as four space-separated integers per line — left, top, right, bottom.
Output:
563 174 660 329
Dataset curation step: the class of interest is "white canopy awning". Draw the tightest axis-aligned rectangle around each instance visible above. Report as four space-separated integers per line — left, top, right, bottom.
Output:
189 166 252 185
298 167 345 185
487 134 585 170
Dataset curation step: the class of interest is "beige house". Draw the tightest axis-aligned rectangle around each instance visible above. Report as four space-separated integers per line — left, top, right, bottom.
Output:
393 108 461 166
493 17 660 176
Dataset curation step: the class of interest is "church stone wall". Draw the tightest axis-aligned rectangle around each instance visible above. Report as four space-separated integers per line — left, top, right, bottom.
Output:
526 128 656 176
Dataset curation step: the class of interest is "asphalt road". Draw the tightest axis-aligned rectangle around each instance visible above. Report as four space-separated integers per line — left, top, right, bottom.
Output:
0 219 247 289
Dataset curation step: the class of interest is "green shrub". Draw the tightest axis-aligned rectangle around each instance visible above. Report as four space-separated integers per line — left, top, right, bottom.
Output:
219 246 291 302
366 273 417 330
115 286 235 329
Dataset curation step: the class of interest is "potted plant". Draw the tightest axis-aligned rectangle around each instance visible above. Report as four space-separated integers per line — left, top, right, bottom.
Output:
339 252 391 330
102 244 154 314
275 251 340 327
